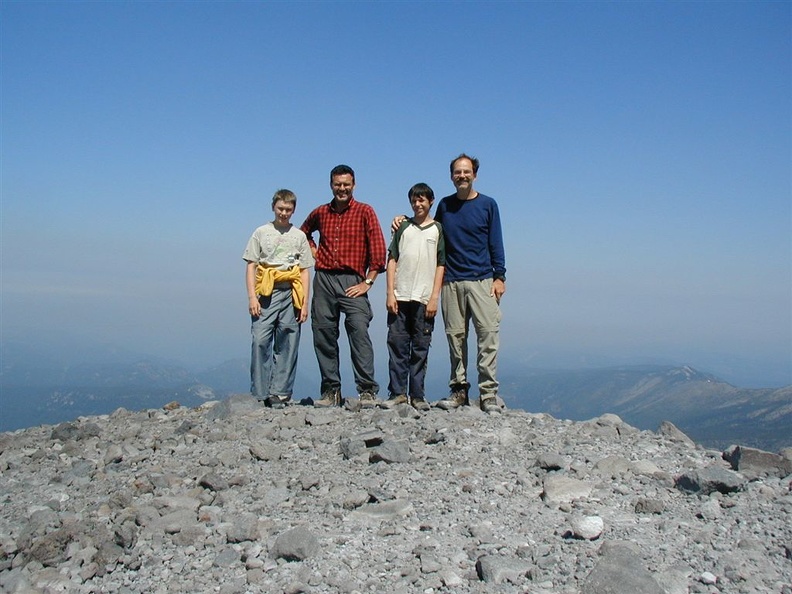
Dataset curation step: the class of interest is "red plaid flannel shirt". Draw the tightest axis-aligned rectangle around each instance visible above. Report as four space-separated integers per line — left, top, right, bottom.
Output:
300 197 386 278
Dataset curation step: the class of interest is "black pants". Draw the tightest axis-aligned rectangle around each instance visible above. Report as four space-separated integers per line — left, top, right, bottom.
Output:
311 271 378 395
386 300 434 399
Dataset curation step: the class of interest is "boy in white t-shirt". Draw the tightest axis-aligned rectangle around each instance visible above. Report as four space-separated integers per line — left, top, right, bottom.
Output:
381 183 445 411
242 189 314 408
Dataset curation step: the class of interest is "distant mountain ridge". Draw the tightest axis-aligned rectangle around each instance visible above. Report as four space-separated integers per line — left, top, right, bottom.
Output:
501 365 792 452
2 344 790 451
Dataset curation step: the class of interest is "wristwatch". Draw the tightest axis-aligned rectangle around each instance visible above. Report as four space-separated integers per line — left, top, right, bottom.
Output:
364 278 374 286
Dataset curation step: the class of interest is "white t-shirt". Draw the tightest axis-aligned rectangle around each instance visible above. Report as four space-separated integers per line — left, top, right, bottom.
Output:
243 223 314 270
389 219 445 304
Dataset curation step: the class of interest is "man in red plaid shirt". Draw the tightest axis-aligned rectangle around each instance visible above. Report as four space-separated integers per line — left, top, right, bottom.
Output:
300 164 387 408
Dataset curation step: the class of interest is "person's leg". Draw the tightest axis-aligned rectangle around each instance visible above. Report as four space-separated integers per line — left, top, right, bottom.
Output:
343 289 379 395
469 278 502 400
408 302 433 401
436 282 470 409
440 281 470 390
386 302 410 397
250 295 277 400
311 272 342 394
268 288 301 400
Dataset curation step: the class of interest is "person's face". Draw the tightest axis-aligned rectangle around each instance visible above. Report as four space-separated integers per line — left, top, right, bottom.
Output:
272 199 295 226
451 158 477 192
331 173 355 205
410 194 432 218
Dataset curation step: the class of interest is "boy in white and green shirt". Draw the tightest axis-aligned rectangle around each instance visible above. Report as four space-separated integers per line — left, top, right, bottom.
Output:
381 183 445 411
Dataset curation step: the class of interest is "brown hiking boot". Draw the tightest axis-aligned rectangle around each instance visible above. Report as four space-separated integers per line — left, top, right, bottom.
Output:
314 388 342 408
379 394 408 409
410 397 431 412
358 390 378 409
436 385 469 410
480 395 502 414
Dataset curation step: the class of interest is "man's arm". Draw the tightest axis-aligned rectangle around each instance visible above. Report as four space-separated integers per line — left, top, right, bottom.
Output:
488 200 506 303
345 205 386 298
299 210 319 258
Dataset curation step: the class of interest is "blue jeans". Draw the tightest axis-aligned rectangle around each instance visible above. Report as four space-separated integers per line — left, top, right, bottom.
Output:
250 287 301 399
387 301 434 399
311 271 379 395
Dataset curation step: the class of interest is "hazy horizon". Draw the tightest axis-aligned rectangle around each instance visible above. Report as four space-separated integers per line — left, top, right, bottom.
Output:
2 3 790 394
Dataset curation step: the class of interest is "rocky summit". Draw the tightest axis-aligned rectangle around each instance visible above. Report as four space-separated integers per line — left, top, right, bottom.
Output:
1 395 791 594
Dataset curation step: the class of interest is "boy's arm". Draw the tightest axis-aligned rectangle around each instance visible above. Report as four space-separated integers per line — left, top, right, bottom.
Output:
246 261 261 317
299 267 311 323
426 223 446 318
426 265 444 319
385 256 398 314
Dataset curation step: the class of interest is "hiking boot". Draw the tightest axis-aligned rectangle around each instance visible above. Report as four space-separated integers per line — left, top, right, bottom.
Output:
359 390 378 409
379 394 408 409
411 397 431 412
480 395 501 414
266 395 289 410
436 385 469 410
314 388 342 408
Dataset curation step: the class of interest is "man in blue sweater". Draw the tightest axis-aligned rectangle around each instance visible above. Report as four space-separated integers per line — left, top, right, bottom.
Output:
434 154 506 413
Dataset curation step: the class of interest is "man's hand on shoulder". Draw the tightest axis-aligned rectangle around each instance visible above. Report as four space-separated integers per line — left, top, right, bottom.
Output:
390 215 407 234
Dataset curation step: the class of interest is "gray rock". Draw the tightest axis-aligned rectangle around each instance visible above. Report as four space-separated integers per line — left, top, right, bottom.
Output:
593 455 632 477
349 499 414 521
226 512 260 543
50 421 102 442
542 474 594 504
535 452 567 471
1 399 790 593
199 472 230 492
205 394 261 420
675 466 746 494
475 554 532 584
213 546 241 567
583 541 665 594
635 497 666 514
722 445 792 478
272 526 319 561
369 440 411 463
657 420 696 446
567 515 604 540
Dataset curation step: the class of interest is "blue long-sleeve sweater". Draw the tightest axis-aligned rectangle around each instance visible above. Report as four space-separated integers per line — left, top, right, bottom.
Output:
435 192 506 283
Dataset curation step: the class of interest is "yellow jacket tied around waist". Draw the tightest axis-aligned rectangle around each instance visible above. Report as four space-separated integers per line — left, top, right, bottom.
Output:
254 264 305 309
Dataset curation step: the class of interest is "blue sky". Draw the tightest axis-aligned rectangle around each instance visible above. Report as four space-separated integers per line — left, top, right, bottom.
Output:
2 1 790 388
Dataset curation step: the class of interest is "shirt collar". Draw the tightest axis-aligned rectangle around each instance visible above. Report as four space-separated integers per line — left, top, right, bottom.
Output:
329 196 356 213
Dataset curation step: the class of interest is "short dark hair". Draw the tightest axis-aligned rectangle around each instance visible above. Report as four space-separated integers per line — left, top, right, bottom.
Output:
408 182 434 203
450 153 480 175
330 164 355 183
271 188 297 208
